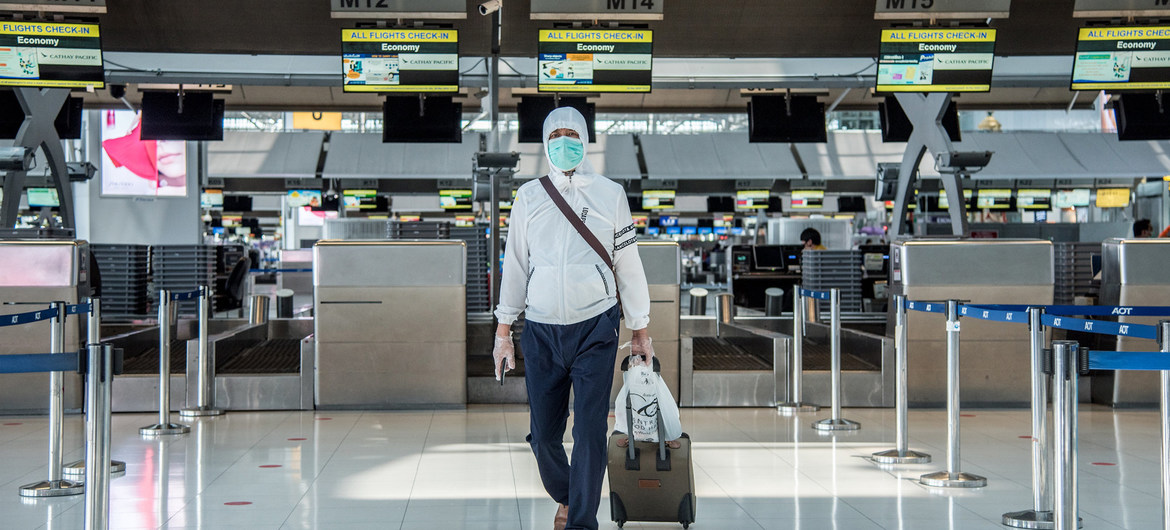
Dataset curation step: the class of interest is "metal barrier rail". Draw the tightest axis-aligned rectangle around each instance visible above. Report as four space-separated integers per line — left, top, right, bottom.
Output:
64 299 126 480
180 285 222 418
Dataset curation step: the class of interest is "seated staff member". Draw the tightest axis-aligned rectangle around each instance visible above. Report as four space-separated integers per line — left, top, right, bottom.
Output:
801 228 827 250
492 107 654 530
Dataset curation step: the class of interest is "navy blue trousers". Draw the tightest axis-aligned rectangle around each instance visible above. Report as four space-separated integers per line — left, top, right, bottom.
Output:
523 304 620 530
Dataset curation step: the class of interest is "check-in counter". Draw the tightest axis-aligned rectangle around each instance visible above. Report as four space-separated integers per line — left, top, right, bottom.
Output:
891 239 1053 405
0 240 89 413
1095 238 1170 406
314 240 466 408
614 242 681 403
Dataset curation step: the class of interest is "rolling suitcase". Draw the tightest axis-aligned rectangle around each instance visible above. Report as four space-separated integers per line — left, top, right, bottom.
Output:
607 357 696 528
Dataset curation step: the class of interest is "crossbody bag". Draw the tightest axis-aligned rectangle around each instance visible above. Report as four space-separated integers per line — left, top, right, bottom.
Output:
538 175 623 317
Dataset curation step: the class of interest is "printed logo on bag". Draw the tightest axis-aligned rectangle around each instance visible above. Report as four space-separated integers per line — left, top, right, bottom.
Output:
580 207 589 223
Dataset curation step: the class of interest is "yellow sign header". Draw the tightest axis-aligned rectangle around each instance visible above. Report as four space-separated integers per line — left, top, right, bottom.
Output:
539 84 651 93
1078 26 1170 41
881 28 996 43
539 29 652 43
342 29 457 43
344 84 458 93
878 84 991 93
0 21 99 37
0 78 103 89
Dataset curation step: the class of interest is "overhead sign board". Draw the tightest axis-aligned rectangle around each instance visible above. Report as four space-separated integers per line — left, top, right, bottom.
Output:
0 21 104 89
875 0 1010 20
1072 26 1170 90
876 28 997 92
0 0 105 13
538 29 652 92
342 28 459 93
531 0 664 21
331 0 466 20
1074 0 1170 18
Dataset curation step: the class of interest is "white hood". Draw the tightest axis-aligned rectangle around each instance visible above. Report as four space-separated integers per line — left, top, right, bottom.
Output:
542 106 597 175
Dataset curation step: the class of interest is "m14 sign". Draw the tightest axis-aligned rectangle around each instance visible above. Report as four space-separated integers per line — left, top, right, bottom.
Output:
531 0 664 21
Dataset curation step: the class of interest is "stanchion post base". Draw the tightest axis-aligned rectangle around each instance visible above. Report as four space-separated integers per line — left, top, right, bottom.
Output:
1001 510 1082 529
18 479 84 497
179 407 225 418
871 449 932 464
62 459 126 477
812 418 861 431
777 402 820 414
919 470 987 488
139 423 190 436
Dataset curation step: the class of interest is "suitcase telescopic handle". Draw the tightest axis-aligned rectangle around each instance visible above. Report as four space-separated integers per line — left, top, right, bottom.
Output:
625 392 637 466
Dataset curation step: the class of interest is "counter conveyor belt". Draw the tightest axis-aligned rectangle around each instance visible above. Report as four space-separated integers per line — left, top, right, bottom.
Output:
121 340 187 375
691 337 880 371
216 339 302 374
692 337 771 370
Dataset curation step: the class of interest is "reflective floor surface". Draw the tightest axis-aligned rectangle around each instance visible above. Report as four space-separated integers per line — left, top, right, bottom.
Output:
0 405 1163 529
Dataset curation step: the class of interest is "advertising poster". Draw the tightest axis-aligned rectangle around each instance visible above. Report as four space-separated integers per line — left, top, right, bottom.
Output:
100 109 187 197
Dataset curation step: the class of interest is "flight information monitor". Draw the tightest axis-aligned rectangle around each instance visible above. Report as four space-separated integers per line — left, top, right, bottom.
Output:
790 190 824 209
27 187 59 207
735 190 770 210
975 189 1013 210
1072 26 1170 91
1096 188 1131 208
343 189 378 210
342 28 459 93
1017 189 1052 211
642 190 675 210
538 29 652 93
1054 189 1091 208
877 28 996 93
0 21 104 89
439 189 473 210
938 189 973 210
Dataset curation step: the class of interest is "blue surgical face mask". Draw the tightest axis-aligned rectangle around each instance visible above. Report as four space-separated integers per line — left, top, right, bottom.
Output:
547 136 585 172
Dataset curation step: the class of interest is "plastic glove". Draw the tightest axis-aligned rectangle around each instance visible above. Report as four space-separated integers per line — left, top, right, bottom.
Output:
630 333 655 368
493 333 516 381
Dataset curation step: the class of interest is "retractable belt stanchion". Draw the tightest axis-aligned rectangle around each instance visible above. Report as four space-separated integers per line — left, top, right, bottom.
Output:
813 288 860 431
777 285 819 414
181 286 223 418
139 290 189 436
83 342 114 530
872 294 930 464
20 301 84 497
65 298 126 478
920 299 986 488
1050 340 1082 530
1004 306 1067 529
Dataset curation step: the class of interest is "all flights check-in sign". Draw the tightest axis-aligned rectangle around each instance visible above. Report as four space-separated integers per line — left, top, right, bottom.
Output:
877 28 996 92
1073 26 1170 90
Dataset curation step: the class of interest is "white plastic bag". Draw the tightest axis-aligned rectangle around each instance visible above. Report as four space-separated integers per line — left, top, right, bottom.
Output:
613 359 683 443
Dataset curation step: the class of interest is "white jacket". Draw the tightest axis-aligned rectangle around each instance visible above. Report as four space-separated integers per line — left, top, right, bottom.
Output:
494 171 650 330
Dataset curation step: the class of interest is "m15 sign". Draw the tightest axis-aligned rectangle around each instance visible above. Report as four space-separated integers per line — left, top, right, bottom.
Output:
875 0 1011 20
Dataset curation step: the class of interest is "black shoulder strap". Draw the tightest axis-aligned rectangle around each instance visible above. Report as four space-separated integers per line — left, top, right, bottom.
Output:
539 176 613 269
